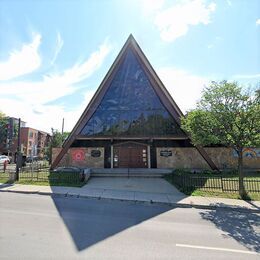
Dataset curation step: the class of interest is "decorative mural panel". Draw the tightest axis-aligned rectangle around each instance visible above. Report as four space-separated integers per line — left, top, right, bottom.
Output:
71 149 85 161
232 148 260 158
81 48 184 137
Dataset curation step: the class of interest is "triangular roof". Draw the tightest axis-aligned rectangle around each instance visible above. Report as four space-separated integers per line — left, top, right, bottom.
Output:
51 35 218 170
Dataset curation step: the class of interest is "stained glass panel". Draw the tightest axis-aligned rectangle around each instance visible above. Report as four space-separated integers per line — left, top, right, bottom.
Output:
81 48 184 137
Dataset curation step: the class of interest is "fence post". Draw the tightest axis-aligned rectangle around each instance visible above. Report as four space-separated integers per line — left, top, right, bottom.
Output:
221 176 223 192
184 175 187 190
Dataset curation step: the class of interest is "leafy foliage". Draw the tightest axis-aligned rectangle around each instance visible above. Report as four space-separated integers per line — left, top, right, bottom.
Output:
46 128 70 161
181 81 260 198
0 111 8 144
50 128 70 148
181 81 260 151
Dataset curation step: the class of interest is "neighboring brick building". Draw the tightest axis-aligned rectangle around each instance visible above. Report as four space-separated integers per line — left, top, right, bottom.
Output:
21 127 51 158
37 131 51 158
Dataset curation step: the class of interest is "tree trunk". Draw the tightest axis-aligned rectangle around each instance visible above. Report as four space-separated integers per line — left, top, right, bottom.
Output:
238 148 246 199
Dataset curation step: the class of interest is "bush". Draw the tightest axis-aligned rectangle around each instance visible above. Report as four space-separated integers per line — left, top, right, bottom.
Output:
173 169 192 175
221 169 238 176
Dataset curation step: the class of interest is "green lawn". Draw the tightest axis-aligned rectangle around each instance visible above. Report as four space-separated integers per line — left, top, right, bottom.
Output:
0 171 87 187
0 172 11 184
16 180 87 187
165 171 260 201
189 190 260 201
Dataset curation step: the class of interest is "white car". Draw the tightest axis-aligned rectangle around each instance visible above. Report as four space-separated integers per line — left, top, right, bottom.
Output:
0 155 10 164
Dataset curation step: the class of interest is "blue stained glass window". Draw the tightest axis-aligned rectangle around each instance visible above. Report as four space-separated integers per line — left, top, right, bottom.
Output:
81 48 184 137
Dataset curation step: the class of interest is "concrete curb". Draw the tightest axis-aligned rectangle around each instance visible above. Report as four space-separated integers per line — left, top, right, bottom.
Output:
1 189 259 213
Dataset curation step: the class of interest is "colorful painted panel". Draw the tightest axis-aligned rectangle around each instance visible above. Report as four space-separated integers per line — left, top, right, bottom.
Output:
232 148 260 158
71 149 85 161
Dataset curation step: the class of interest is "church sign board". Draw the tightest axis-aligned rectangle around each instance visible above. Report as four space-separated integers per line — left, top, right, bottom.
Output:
160 150 172 157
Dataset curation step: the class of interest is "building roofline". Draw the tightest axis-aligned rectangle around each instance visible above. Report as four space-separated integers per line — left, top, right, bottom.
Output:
21 127 50 135
51 35 218 170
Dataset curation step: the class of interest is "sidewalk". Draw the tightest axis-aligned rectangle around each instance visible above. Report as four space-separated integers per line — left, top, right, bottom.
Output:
1 182 259 212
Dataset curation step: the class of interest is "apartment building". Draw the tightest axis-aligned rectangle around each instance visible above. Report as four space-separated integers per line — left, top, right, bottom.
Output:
21 127 50 158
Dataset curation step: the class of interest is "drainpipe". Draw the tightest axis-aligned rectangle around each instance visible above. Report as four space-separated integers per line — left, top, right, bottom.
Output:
147 145 151 168
111 145 113 168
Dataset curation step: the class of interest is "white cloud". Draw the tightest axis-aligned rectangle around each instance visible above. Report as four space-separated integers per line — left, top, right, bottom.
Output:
0 88 95 133
45 38 111 86
157 67 208 112
0 39 111 132
0 34 41 81
156 69 260 114
256 19 260 26
50 32 64 65
154 0 216 42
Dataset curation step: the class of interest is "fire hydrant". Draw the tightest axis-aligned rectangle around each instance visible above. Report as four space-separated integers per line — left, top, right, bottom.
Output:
3 160 7 173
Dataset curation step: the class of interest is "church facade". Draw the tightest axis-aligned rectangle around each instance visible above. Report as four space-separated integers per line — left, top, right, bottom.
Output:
51 36 259 170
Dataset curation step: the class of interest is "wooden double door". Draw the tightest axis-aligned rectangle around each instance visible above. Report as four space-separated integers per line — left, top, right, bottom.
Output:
113 142 148 168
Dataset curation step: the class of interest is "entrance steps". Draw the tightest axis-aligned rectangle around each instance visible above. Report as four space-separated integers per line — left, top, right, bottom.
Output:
89 168 172 177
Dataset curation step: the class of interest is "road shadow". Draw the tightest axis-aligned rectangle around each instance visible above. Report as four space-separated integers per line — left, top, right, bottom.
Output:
245 200 260 211
200 204 260 253
52 196 173 251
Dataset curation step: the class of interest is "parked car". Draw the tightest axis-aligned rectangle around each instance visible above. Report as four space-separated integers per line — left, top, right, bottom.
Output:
0 155 10 164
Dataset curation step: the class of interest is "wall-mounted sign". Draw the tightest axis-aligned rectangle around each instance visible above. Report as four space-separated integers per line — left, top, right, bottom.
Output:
71 149 85 161
91 150 101 157
160 150 172 157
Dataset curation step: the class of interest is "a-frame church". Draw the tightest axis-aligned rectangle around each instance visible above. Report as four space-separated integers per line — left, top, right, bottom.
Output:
51 35 218 170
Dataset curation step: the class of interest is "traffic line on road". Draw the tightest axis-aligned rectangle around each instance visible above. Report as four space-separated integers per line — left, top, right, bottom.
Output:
176 243 259 255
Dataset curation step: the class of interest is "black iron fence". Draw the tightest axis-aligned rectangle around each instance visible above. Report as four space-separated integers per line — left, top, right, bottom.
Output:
171 174 260 193
0 165 82 184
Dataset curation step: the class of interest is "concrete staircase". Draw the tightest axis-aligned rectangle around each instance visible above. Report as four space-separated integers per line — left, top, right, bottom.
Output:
90 168 172 177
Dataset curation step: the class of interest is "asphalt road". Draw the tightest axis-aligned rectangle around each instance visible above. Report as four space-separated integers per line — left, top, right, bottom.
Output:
0 192 259 260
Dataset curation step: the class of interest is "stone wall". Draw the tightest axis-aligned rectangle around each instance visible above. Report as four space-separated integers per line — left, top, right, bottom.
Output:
157 147 209 169
52 146 259 170
52 147 104 168
156 147 260 170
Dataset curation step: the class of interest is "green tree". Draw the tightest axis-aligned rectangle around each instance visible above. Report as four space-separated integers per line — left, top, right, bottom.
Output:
46 128 70 163
0 112 8 144
181 81 260 198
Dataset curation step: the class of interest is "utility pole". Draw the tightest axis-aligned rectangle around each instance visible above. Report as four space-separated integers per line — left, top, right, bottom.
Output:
61 118 64 135
15 118 21 181
61 118 65 143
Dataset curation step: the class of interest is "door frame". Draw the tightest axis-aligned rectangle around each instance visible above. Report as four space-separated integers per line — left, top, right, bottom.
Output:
112 141 150 168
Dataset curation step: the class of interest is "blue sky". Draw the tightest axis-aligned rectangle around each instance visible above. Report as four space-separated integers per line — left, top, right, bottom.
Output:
0 0 259 132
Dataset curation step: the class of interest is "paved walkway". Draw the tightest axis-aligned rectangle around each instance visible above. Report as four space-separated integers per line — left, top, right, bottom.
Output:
84 177 184 194
0 177 259 212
